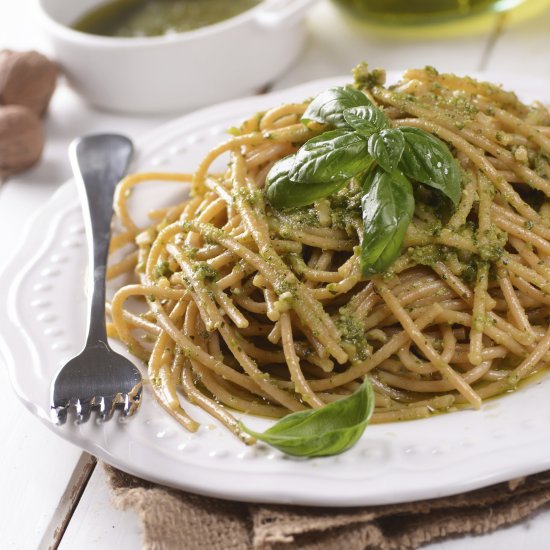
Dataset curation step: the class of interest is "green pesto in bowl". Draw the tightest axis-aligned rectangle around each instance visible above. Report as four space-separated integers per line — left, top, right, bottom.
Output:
72 0 261 37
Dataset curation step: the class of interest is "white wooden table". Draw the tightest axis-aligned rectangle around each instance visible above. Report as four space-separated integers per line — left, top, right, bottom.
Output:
2 1 550 548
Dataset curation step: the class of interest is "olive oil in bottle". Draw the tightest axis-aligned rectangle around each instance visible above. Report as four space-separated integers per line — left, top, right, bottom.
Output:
331 0 526 25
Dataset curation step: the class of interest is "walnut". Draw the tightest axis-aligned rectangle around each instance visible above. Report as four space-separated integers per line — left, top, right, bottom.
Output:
0 50 57 116
0 105 44 179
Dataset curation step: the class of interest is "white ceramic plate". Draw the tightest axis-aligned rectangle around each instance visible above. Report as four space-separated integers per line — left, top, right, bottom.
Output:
2 75 550 506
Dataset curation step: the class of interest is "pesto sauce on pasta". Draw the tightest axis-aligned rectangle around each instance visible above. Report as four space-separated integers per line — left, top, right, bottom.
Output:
107 64 550 446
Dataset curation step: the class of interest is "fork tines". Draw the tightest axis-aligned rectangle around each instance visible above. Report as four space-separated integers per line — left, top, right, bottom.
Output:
51 391 141 425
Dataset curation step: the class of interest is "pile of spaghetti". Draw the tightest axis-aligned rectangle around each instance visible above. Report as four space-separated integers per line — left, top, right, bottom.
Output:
108 66 550 443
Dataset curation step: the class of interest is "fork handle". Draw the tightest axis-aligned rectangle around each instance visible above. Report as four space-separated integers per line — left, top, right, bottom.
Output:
70 135 134 346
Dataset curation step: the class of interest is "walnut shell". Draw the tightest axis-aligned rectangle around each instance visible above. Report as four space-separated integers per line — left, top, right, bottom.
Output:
0 50 57 117
0 105 44 177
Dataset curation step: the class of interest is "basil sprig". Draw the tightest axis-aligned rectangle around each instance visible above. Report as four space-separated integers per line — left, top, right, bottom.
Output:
265 86 461 275
240 377 374 457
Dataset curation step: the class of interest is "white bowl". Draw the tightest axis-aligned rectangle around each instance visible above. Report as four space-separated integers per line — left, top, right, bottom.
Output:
35 0 317 114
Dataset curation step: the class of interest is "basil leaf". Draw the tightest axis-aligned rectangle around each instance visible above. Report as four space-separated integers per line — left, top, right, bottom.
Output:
302 86 372 129
367 128 405 173
240 377 374 457
398 127 461 206
361 167 415 275
265 154 296 190
265 155 347 208
343 105 388 137
289 130 371 184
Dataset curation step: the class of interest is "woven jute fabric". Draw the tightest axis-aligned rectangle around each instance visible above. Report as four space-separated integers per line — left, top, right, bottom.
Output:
105 464 550 550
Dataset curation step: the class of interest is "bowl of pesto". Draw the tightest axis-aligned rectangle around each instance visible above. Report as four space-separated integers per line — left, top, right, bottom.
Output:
35 0 318 113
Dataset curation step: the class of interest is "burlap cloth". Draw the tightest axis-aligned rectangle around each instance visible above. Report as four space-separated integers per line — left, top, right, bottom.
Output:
105 464 550 550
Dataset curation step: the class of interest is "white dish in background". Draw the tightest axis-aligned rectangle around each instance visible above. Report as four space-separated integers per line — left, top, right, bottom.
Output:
34 0 317 113
2 76 550 506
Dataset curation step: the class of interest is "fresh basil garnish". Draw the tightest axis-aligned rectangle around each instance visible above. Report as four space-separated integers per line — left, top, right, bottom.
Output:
361 167 414 275
398 127 461 206
264 84 461 278
240 377 374 457
265 154 295 190
343 105 388 136
367 128 405 173
266 154 348 208
301 86 372 129
289 129 371 184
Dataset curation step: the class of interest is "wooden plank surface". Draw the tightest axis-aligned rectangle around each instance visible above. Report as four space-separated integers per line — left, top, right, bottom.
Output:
58 465 142 550
0 159 88 549
2 1 550 549
0 381 84 550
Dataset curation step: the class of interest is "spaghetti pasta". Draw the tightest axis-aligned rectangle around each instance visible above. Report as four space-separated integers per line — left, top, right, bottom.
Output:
108 65 550 444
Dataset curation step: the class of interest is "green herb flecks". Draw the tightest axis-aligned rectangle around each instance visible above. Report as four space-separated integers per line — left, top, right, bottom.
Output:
192 262 219 282
154 260 173 280
336 312 372 361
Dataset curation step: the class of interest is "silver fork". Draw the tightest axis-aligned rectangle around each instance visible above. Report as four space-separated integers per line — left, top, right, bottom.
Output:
50 134 142 425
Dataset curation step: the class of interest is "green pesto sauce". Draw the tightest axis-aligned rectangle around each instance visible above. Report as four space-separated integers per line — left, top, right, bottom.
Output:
336 312 371 361
192 262 219 282
267 183 363 240
72 0 261 38
154 260 173 279
408 244 447 267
